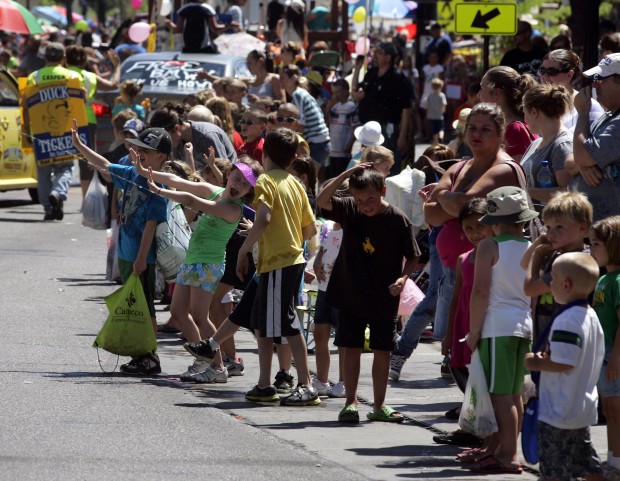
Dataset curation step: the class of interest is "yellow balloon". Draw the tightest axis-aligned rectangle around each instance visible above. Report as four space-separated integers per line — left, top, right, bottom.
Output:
353 6 366 24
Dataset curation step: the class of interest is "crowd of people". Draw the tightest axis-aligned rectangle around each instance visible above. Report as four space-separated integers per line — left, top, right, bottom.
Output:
7 2 620 478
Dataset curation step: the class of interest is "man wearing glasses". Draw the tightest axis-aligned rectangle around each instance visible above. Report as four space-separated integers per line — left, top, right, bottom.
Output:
500 20 547 74
572 53 620 221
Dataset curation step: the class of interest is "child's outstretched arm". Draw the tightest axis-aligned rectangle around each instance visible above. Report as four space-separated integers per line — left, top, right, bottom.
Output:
71 119 111 181
236 202 271 280
317 163 371 211
131 152 217 199
468 238 498 352
524 352 571 372
145 168 240 223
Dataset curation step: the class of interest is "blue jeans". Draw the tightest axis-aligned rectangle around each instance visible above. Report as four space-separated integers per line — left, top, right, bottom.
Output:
308 139 331 166
395 244 456 357
37 162 73 214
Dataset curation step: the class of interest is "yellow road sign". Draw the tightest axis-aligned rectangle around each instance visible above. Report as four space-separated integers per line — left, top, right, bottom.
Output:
455 2 517 35
437 0 458 33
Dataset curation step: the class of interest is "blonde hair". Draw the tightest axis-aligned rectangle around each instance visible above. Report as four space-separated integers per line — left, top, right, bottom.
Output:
542 191 593 228
360 145 395 167
553 252 600 297
431 77 444 90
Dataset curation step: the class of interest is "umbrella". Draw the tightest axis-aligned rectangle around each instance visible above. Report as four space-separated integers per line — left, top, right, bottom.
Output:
213 32 266 58
0 0 43 35
32 5 83 27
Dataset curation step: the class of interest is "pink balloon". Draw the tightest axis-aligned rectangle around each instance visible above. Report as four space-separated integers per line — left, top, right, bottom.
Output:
131 0 143 8
128 22 150 43
355 37 369 56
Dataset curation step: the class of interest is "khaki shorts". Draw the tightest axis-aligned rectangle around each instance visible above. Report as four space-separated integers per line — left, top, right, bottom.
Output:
478 336 531 395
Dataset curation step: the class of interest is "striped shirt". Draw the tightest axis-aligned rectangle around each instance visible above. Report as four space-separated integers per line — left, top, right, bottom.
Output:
291 87 329 144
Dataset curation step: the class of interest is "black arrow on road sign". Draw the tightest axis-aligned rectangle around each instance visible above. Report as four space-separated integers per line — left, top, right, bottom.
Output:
471 8 501 29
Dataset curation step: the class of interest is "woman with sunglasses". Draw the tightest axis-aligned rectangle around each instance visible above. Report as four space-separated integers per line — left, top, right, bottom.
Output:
539 49 605 134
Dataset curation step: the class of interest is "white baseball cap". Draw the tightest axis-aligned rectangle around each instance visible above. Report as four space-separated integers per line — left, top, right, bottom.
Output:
583 53 620 79
354 121 385 146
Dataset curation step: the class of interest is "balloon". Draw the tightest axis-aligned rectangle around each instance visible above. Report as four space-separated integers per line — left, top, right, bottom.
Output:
74 19 89 32
128 22 151 43
131 0 143 9
352 6 366 24
355 37 369 56
353 21 365 36
344 0 359 3
160 0 173 17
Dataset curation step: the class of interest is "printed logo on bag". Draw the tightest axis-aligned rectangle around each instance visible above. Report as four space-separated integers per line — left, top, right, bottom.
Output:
126 292 136 308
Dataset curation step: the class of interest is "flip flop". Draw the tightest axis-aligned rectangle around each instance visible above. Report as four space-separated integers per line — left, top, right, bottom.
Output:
338 404 360 423
366 405 405 423
469 454 522 474
456 448 485 463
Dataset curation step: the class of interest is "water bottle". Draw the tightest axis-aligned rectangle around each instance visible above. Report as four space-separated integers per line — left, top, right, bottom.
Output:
537 160 554 188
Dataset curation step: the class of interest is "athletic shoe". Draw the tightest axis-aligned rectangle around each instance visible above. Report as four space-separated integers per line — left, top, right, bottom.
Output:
183 339 216 361
245 384 279 402
180 359 209 381
191 365 228 384
43 213 56 221
48 192 64 220
389 353 407 381
327 381 346 398
224 356 245 377
311 378 330 396
120 353 161 375
420 323 434 342
273 370 294 393
280 384 321 406
441 356 454 381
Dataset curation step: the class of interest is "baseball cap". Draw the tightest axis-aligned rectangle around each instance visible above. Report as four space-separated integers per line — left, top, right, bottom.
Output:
233 162 258 187
583 53 620 80
304 70 323 87
121 118 146 138
376 42 398 58
126 128 172 155
45 42 65 62
479 186 539 225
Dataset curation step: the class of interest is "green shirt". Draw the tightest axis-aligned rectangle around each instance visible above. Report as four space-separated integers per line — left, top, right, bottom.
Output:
68 66 97 124
26 65 82 86
593 269 620 349
184 188 243 265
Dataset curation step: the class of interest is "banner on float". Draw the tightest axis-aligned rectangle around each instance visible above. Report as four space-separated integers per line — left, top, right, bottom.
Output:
19 78 88 166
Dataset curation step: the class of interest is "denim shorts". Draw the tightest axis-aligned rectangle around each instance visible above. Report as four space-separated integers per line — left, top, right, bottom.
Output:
598 350 620 397
314 290 339 327
176 262 225 293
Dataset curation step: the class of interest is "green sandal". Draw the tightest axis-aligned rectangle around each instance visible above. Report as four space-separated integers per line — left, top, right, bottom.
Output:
366 405 405 423
338 404 360 423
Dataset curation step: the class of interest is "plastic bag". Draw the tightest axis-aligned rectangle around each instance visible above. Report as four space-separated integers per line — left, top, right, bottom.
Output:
93 274 157 357
522 397 539 464
398 278 425 317
155 202 191 280
82 174 108 230
106 220 120 282
458 349 498 437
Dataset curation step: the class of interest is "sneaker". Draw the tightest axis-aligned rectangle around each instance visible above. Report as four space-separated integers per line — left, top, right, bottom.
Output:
180 359 209 381
311 378 330 396
280 383 321 406
389 353 407 381
120 353 161 375
224 356 245 377
273 370 294 393
441 356 454 381
48 192 64 220
327 381 346 398
245 384 279 402
190 365 228 384
183 339 216 361
420 323 434 342
43 213 56 221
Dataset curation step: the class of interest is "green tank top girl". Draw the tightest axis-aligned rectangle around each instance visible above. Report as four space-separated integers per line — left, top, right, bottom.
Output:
184 188 243 265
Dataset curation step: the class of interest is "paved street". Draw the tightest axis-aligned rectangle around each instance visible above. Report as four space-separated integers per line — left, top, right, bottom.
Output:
0 185 608 480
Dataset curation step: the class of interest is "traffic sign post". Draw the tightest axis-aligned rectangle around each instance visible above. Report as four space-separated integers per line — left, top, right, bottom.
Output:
455 2 517 35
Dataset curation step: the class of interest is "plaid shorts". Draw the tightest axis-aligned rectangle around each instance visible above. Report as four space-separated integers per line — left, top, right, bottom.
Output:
538 421 602 480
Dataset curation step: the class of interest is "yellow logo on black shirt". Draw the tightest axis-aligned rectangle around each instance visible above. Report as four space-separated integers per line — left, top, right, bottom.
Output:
362 237 375 254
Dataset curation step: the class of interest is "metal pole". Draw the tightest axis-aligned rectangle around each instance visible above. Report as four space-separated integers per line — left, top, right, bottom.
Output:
483 36 489 73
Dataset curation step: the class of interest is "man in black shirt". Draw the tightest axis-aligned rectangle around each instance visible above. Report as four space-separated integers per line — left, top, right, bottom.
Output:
500 21 547 75
353 42 413 173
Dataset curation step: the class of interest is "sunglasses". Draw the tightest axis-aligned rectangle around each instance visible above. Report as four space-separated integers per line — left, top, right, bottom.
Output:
538 66 572 76
277 116 296 123
239 119 260 125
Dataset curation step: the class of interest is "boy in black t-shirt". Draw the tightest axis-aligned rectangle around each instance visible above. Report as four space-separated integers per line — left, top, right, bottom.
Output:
316 165 420 423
